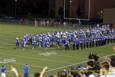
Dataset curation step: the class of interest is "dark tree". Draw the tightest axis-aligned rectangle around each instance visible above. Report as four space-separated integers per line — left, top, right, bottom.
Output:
49 9 55 18
77 8 82 18
58 7 64 18
0 0 49 17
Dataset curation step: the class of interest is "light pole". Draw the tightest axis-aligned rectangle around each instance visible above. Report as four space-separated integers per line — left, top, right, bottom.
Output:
88 0 91 20
69 0 72 17
14 0 18 17
100 9 103 19
63 0 72 18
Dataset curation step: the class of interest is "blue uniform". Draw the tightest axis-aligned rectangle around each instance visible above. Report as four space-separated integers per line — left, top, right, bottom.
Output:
16 37 19 47
32 36 36 47
75 39 80 50
24 64 29 77
22 39 26 48
1 65 6 75
63 39 69 50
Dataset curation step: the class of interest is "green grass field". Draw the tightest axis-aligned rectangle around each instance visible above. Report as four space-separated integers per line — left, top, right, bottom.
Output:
0 23 115 77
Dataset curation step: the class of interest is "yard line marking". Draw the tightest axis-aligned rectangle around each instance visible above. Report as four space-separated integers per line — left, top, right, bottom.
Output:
46 53 115 72
0 58 43 69
0 47 80 64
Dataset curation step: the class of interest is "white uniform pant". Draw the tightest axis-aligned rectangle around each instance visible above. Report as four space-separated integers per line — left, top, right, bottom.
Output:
1 73 6 77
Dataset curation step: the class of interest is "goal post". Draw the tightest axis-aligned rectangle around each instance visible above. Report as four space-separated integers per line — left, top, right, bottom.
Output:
63 0 91 26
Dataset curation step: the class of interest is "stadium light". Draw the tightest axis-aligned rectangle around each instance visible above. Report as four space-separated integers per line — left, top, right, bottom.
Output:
14 0 18 17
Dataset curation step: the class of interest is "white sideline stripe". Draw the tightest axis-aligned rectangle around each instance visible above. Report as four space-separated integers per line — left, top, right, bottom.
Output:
46 53 115 72
46 60 87 72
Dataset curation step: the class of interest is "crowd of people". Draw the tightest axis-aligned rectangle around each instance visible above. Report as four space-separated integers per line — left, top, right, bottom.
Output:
16 24 115 50
0 54 115 77
53 53 115 77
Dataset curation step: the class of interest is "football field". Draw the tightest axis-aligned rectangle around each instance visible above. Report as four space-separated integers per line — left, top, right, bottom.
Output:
0 23 115 77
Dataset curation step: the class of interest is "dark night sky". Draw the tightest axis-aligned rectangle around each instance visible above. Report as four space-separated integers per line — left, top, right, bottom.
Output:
0 0 49 17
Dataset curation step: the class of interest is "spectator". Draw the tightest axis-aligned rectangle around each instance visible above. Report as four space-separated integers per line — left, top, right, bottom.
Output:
34 72 40 77
88 73 96 77
100 62 109 77
67 72 74 77
109 56 115 77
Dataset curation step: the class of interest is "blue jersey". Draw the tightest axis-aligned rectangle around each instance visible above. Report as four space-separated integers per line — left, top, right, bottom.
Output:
16 37 19 43
1 66 6 73
75 40 80 45
63 39 69 45
22 39 26 48
24 64 29 74
16 37 19 46
32 36 36 45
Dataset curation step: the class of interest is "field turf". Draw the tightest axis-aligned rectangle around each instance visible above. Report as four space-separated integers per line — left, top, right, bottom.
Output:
0 23 115 77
